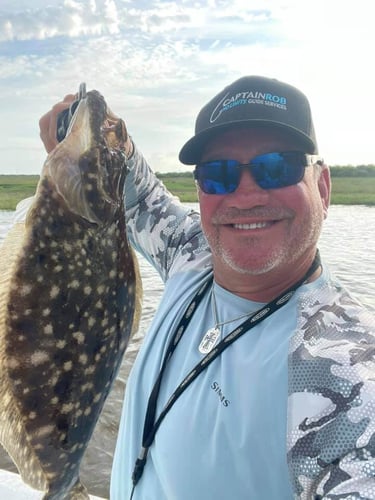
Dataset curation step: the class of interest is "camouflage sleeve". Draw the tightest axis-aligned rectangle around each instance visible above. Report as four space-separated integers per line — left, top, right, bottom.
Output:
288 280 375 500
123 143 209 282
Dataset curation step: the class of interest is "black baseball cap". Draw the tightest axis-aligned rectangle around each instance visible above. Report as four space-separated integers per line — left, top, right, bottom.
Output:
179 76 318 165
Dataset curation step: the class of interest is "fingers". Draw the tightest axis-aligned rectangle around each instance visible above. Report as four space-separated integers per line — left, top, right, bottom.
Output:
39 94 76 153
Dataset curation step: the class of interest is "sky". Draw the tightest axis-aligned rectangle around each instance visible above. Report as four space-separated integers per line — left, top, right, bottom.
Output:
0 0 374 175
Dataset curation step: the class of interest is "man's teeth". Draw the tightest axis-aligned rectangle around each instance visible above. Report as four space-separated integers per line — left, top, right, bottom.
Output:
233 222 270 230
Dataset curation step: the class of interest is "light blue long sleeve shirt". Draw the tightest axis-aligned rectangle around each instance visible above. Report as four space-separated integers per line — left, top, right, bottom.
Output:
12 145 375 499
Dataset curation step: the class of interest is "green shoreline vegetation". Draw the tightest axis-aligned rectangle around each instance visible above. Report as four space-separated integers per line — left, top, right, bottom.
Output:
1 165 375 211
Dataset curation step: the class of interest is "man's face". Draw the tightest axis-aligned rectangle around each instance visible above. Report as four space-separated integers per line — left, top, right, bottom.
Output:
197 128 330 282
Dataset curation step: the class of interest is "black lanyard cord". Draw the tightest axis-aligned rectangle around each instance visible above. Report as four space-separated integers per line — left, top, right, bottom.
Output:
130 251 321 497
130 276 212 499
142 276 213 445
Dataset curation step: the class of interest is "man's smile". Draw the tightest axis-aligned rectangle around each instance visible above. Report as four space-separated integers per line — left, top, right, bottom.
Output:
231 221 274 230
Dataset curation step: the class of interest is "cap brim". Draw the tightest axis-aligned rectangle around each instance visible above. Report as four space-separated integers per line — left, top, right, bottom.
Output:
179 120 317 165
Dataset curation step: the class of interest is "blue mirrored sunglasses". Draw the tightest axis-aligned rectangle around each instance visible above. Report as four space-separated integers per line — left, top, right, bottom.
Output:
194 151 323 194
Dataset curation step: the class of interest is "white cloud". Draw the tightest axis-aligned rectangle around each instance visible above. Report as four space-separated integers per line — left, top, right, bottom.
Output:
0 0 374 174
0 0 122 41
0 1 279 42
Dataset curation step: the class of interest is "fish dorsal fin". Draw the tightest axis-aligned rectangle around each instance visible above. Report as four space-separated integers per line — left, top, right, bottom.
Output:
0 223 49 492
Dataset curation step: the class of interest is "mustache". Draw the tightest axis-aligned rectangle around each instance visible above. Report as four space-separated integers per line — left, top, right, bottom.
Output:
212 206 295 223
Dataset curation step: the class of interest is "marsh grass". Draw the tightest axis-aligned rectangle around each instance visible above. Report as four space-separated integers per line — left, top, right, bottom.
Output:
0 174 374 209
0 175 40 210
330 177 375 205
159 174 197 203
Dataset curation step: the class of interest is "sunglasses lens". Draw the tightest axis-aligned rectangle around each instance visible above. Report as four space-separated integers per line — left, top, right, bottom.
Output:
195 152 307 194
195 160 240 194
251 152 306 189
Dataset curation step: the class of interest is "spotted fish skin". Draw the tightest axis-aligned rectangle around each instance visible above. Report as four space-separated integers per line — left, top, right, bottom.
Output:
0 90 141 499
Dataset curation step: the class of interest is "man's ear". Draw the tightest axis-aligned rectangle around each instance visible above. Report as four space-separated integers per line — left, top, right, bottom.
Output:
318 164 331 219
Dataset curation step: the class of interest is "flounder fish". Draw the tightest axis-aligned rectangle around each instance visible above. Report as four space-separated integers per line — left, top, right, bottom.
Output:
0 90 142 498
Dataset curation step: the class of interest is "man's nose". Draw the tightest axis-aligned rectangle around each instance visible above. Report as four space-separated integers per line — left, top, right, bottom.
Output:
235 168 266 194
226 167 270 207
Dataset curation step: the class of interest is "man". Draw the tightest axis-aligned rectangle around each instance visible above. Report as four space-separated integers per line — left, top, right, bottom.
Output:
39 76 375 499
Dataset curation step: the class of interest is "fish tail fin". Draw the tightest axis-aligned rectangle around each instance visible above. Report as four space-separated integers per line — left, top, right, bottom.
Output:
42 479 89 500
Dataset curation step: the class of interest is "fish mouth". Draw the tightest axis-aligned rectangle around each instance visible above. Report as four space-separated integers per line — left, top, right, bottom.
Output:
67 91 127 150
41 90 128 225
